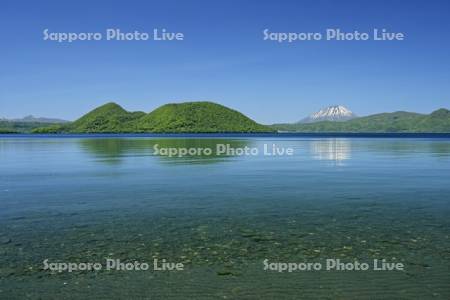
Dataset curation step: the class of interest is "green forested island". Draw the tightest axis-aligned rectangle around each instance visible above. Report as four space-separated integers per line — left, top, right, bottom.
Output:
32 102 273 133
271 108 450 133
1 102 450 134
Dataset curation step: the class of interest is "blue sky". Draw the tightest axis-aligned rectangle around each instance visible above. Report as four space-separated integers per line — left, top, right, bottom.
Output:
0 0 449 123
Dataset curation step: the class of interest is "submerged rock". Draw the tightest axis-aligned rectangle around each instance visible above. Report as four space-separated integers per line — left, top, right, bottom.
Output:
217 270 233 276
0 237 12 245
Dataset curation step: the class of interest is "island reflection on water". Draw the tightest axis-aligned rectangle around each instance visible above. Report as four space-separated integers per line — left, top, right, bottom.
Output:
78 138 255 164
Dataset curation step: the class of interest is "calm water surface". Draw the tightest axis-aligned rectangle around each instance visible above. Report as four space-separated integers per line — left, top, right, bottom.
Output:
0 135 449 299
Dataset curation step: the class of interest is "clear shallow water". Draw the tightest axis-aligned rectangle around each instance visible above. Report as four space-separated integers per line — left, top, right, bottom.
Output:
0 136 449 299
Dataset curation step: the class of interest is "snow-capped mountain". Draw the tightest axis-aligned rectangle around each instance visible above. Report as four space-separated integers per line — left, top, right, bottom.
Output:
300 105 357 123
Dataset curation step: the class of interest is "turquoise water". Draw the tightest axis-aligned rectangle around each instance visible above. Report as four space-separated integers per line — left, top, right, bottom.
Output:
0 136 449 299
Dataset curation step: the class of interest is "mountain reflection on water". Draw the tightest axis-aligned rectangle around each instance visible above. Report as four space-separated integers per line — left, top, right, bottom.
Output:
310 139 351 164
78 138 254 164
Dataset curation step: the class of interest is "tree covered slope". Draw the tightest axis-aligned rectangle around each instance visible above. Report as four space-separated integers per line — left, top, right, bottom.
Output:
33 101 273 133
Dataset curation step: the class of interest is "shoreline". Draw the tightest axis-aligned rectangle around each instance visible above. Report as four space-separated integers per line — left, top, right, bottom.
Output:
1 132 450 138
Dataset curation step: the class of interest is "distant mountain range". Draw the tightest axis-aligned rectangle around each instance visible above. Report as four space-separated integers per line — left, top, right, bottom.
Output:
32 102 273 133
1 115 70 123
1 102 450 134
0 115 69 133
272 108 450 133
300 105 357 123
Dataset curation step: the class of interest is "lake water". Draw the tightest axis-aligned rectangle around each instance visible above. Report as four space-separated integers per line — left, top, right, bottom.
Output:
0 135 449 299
